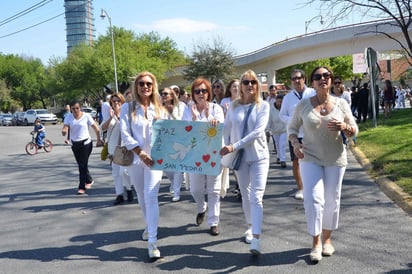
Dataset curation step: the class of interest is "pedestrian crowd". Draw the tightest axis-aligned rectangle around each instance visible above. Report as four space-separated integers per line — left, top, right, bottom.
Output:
60 66 368 264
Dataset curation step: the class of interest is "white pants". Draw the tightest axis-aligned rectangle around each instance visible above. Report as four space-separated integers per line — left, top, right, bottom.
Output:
272 132 287 162
189 171 222 227
164 171 183 197
300 161 346 236
127 162 163 243
111 163 132 195
235 158 269 235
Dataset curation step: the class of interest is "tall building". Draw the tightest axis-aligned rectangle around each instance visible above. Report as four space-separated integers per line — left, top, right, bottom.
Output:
64 0 95 54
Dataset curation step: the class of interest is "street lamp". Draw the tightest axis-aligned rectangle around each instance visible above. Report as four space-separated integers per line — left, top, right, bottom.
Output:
100 8 118 93
305 15 324 34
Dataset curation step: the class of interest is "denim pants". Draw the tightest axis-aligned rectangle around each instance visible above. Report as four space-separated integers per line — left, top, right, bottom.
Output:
71 139 93 190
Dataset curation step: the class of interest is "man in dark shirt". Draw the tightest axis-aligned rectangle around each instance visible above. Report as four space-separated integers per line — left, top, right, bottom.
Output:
357 83 369 123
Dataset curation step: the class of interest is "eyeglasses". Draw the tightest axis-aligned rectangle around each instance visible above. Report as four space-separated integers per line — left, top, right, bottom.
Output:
137 81 153 88
334 81 342 85
242 80 258 85
160 92 170 96
213 85 221 89
313 72 331 81
291 76 303 81
193 89 208 95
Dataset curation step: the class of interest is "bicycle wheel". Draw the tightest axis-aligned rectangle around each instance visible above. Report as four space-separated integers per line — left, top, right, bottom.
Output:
25 142 38 155
43 139 53 152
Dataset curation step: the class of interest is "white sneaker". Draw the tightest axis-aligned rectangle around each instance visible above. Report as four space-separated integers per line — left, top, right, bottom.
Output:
244 228 253 244
172 196 180 202
148 243 160 259
294 189 304 200
250 238 261 255
310 246 322 262
142 228 148 241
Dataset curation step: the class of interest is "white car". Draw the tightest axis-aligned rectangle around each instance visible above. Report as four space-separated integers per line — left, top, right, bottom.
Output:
81 107 97 119
2 113 13 126
23 109 58 126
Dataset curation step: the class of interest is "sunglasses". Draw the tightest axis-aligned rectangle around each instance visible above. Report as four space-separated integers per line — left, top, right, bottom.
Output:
160 92 170 96
291 76 303 81
71 107 80 110
313 72 331 81
213 85 221 89
193 89 208 95
137 81 153 88
111 99 121 103
242 80 258 85
334 81 342 85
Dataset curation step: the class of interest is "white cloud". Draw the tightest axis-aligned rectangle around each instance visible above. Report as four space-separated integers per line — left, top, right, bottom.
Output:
134 18 248 34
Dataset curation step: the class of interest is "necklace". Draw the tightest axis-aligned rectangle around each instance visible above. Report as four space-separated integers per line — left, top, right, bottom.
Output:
316 96 329 114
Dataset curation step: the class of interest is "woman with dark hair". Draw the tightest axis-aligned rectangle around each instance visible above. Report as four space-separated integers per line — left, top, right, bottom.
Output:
182 77 224 236
211 79 225 104
383 79 395 118
220 70 270 255
101 93 133 205
61 100 103 195
120 71 168 259
288 66 358 263
220 79 240 115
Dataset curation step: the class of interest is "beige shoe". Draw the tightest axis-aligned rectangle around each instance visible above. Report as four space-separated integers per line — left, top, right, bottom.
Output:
310 246 322 263
322 243 335 256
148 242 160 259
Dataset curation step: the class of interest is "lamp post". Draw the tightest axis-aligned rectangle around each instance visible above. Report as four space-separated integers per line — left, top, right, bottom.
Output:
305 15 324 34
100 8 118 93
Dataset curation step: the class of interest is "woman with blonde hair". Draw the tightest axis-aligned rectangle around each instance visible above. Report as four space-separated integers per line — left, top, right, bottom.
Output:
161 87 187 202
120 71 168 259
220 70 270 255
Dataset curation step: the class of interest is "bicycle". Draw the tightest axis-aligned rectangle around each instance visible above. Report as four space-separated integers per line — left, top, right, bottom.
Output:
25 131 53 155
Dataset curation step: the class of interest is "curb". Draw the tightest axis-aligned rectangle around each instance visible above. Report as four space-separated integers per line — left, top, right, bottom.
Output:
350 144 412 216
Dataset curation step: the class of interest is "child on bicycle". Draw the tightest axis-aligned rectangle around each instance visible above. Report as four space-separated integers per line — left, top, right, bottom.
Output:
32 118 46 148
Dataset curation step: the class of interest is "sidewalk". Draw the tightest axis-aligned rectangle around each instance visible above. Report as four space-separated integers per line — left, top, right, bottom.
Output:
0 125 411 273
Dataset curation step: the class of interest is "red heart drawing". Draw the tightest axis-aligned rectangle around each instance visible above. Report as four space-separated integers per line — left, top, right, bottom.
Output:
211 162 216 167
157 159 163 164
202 154 210 163
213 150 217 154
195 162 201 167
185 126 193 132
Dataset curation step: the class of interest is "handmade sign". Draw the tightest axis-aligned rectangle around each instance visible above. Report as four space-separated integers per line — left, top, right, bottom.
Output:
151 119 223 176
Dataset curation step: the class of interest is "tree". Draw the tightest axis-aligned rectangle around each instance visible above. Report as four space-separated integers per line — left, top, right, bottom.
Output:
304 0 412 65
275 55 359 86
183 37 237 83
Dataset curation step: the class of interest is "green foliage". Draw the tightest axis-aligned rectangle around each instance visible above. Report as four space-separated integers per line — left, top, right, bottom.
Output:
183 37 236 83
276 55 362 87
356 108 412 196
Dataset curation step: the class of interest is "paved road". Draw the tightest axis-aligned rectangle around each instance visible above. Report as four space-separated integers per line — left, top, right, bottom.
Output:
0 125 411 274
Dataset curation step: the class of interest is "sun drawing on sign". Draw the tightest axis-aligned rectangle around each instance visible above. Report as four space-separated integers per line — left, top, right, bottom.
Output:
201 124 219 145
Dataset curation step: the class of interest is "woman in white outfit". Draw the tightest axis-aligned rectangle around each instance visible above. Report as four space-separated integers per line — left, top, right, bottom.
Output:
220 69 270 255
288 66 358 263
266 94 287 167
101 93 133 205
161 87 187 202
182 77 224 236
120 71 168 259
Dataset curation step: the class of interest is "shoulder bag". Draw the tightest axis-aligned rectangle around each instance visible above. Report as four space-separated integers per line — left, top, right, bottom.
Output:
112 102 134 166
221 104 254 170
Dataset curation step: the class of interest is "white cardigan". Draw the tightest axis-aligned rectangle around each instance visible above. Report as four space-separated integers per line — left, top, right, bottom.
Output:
223 100 270 162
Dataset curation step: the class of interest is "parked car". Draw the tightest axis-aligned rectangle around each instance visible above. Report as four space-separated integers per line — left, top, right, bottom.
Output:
81 107 97 119
12 112 25 126
23 109 58 126
0 114 3 125
2 113 13 126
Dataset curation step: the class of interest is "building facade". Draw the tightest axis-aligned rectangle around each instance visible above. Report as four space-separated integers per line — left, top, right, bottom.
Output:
64 0 95 53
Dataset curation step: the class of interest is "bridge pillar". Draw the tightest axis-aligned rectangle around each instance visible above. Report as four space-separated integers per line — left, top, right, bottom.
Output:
267 68 277 85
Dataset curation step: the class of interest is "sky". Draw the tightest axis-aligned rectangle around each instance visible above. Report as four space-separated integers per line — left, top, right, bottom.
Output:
0 0 362 65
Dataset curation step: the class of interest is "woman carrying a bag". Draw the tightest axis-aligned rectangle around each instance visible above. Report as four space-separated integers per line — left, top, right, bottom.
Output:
220 70 270 256
101 93 133 205
120 71 168 260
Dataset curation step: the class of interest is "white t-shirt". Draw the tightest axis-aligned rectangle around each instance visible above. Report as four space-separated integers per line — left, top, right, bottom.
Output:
64 113 95 142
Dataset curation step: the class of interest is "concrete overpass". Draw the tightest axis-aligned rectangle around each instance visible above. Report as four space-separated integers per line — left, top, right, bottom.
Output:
161 19 407 88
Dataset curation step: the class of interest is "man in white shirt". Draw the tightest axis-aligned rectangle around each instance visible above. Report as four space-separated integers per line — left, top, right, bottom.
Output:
280 69 315 200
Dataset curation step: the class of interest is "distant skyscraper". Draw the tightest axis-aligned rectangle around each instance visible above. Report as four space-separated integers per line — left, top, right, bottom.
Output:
64 0 95 54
